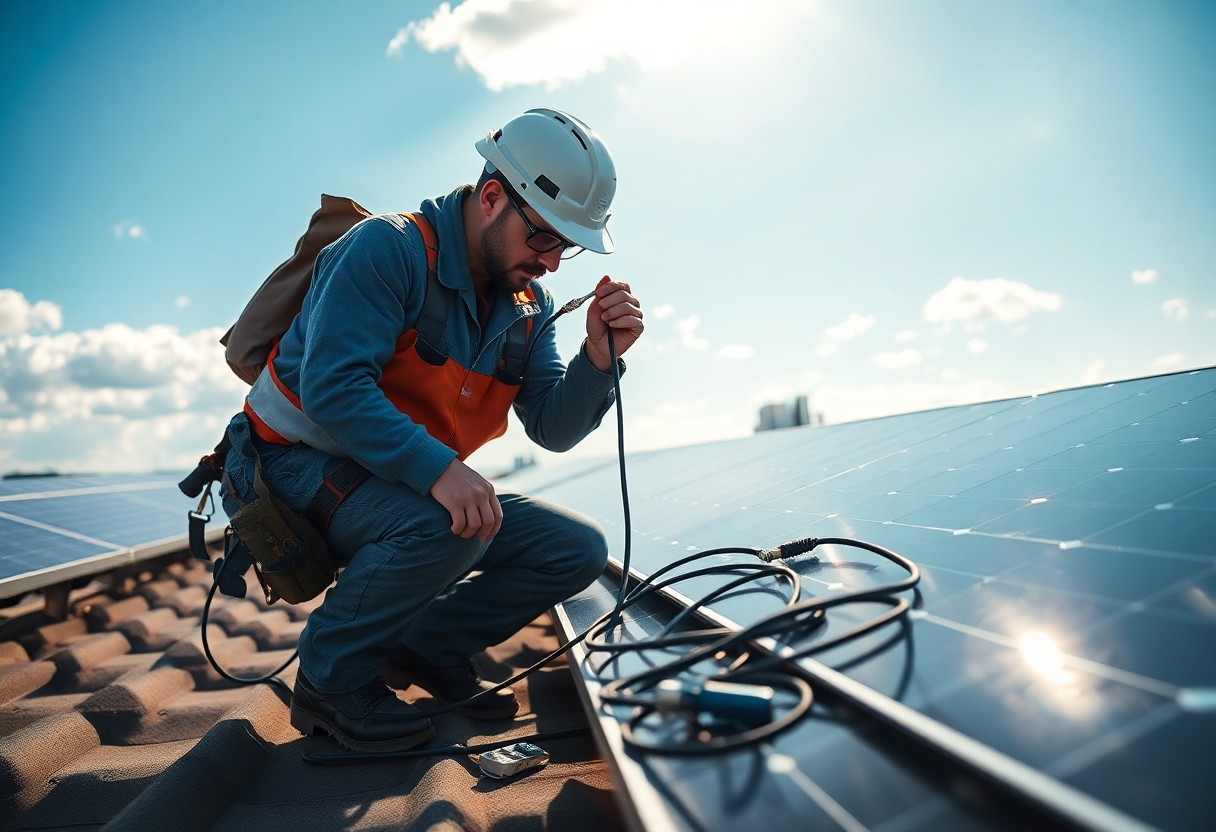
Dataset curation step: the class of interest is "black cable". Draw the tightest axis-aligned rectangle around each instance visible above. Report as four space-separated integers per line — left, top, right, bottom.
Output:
300 726 589 766
522 290 636 629
200 557 295 696
603 322 633 636
590 537 919 755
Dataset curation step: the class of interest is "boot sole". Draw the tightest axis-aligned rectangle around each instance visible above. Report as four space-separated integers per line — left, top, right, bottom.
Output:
290 701 436 753
381 666 520 721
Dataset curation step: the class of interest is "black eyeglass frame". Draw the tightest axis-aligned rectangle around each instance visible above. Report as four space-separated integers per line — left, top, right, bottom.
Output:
503 190 585 260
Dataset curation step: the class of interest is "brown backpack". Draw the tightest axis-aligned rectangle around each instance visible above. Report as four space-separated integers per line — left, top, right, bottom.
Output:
221 195 531 388
220 194 375 384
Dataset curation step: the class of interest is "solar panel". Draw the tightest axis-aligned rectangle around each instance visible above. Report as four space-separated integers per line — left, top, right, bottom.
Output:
0 475 226 599
519 368 1216 832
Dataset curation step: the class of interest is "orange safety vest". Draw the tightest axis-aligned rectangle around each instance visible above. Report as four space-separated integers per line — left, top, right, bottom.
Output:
245 213 536 460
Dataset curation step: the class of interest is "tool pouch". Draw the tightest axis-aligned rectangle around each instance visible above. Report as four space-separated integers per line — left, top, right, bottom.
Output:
227 453 337 605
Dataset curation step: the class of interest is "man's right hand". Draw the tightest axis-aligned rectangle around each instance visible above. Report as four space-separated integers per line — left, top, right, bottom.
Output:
430 458 502 542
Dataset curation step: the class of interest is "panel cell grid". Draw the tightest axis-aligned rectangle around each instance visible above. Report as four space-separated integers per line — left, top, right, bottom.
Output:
522 368 1216 832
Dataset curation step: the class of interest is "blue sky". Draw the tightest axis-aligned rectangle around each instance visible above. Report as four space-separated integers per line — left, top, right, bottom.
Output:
2 0 1214 476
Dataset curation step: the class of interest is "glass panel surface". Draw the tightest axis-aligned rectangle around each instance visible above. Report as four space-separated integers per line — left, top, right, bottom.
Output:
528 369 1216 832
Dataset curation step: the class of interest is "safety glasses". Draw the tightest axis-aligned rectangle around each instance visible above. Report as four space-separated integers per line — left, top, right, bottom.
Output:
505 191 585 260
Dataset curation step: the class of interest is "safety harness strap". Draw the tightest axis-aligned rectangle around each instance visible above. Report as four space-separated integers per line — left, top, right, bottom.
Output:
305 458 373 531
496 315 530 385
407 212 449 352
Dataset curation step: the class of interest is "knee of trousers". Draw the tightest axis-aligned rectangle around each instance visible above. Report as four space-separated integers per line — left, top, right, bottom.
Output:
541 519 609 591
327 484 486 581
377 511 486 579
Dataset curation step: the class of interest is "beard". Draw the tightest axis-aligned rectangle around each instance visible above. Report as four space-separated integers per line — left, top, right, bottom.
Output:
480 208 545 294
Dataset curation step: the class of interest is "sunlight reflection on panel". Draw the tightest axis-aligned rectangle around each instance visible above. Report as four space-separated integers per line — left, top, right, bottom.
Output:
1017 631 1074 686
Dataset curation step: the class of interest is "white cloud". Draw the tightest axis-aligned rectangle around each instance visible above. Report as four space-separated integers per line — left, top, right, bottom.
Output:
821 312 876 343
392 0 643 91
1206 309 1216 320
386 27 411 57
1153 353 1184 369
674 315 709 351
922 276 1062 332
966 338 989 354
0 290 63 335
1 315 247 474
816 342 839 357
894 329 918 342
716 344 754 360
1162 298 1189 321
1080 360 1106 385
651 303 675 319
1131 268 1157 285
871 348 923 369
391 0 808 92
175 296 191 308
110 220 149 241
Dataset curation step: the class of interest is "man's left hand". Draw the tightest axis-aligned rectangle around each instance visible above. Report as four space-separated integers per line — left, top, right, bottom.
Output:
585 276 643 372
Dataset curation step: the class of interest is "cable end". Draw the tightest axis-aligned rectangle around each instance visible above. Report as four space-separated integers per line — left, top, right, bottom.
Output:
655 679 774 728
758 537 820 562
559 289 597 316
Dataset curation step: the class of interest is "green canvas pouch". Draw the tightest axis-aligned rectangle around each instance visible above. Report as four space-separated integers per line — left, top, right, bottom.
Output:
227 453 337 604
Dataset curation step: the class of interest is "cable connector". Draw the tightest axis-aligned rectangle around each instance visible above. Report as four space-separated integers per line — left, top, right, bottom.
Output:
655 679 775 728
559 289 597 316
758 537 820 562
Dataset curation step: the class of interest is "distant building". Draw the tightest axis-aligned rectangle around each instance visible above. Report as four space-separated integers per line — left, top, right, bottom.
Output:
755 395 823 432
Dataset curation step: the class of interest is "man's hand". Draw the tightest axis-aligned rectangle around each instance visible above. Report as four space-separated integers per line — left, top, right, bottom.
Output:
585 276 644 372
430 458 502 542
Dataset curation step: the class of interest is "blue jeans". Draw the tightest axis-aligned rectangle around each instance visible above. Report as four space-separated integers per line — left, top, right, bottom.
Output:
219 413 608 693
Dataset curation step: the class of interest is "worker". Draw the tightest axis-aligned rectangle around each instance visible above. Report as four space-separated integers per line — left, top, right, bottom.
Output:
218 108 643 751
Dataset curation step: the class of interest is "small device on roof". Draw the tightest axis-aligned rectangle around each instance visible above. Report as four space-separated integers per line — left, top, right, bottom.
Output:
476 742 550 779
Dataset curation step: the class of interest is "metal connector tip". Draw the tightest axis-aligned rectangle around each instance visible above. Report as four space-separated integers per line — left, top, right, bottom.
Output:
559 290 597 315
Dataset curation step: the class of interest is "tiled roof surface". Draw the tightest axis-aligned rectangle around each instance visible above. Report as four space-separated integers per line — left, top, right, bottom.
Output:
0 552 623 831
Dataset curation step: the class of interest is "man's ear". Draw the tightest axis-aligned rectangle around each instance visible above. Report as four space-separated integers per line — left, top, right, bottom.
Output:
479 178 506 220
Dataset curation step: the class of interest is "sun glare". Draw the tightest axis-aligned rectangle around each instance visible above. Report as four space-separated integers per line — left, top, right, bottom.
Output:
1017 631 1073 685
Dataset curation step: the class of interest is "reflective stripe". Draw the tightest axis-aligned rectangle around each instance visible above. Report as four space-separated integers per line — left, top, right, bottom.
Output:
244 370 347 456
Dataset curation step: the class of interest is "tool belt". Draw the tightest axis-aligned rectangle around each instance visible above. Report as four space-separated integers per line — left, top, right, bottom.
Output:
180 433 370 605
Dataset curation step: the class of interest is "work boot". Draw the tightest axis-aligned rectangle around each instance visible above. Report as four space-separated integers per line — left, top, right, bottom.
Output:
290 671 436 752
381 645 520 720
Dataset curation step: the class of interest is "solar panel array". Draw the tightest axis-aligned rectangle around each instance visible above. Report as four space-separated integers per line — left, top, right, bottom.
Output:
513 368 1216 832
0 475 224 599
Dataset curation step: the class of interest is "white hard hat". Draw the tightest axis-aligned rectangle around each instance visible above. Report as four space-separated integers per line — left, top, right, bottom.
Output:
476 108 617 254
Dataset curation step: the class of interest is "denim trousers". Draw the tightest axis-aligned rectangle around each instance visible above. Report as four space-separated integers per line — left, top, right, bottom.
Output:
219 413 608 693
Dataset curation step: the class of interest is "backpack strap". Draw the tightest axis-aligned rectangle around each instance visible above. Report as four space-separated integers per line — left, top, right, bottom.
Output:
400 212 449 366
406 212 444 341
496 310 534 385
